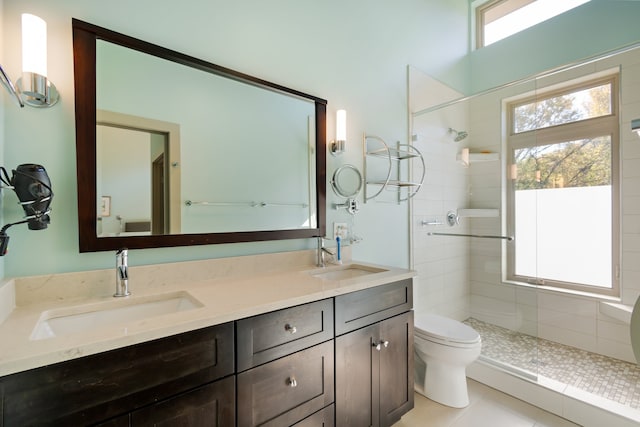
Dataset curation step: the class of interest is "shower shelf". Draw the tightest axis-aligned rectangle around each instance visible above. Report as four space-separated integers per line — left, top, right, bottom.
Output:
457 150 499 165
363 133 425 203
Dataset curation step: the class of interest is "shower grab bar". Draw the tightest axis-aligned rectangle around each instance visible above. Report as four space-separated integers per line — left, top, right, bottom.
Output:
427 232 513 241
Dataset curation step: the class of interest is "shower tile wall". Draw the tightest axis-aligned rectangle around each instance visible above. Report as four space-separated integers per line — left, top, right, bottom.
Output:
410 68 471 322
410 48 640 365
464 48 640 365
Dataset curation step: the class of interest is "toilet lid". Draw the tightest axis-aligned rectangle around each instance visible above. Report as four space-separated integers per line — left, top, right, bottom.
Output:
414 313 480 345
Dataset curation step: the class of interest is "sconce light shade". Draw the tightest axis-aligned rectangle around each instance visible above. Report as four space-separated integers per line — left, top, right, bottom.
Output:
330 109 346 156
22 14 47 77
633 119 640 137
336 110 347 141
17 13 59 108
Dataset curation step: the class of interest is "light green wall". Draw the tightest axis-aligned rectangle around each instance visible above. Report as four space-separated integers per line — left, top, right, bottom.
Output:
1 0 470 277
4 0 639 278
469 0 640 94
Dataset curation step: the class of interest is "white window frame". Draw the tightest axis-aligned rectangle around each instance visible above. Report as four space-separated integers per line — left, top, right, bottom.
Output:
506 74 620 297
475 0 590 49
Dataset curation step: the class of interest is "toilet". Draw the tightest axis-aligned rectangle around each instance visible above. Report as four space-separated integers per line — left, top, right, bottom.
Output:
413 313 482 408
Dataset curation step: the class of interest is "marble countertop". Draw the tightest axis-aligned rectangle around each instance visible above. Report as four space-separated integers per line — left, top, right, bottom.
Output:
0 253 414 377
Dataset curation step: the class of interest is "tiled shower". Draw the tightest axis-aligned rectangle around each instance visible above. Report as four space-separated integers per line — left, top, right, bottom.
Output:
408 43 640 424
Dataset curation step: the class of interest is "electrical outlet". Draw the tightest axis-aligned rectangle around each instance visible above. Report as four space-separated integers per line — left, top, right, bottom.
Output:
333 222 348 240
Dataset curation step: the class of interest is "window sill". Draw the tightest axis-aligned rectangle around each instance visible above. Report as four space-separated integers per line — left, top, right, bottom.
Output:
599 301 632 324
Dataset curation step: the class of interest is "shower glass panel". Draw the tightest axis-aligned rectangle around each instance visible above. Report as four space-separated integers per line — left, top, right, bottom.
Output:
409 66 541 382
410 42 639 391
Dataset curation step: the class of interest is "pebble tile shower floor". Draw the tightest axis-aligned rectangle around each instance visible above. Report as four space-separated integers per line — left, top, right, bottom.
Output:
463 317 640 411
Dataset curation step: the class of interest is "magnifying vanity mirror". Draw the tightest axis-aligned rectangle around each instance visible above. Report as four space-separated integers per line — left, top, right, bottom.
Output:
73 19 327 252
331 164 363 199
331 164 363 215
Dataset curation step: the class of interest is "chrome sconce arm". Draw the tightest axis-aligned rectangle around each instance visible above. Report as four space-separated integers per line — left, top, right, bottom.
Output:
0 64 23 108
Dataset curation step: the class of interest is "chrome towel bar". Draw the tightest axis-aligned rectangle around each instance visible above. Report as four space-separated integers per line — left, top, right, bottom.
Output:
427 232 513 241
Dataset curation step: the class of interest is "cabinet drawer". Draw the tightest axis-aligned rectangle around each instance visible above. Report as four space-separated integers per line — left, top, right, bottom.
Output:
0 322 234 426
131 376 235 426
335 279 412 335
237 340 334 427
293 404 335 427
237 298 334 371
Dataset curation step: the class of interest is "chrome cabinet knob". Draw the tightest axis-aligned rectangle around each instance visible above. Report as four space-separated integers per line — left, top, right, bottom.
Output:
287 377 298 387
372 340 390 351
285 324 297 334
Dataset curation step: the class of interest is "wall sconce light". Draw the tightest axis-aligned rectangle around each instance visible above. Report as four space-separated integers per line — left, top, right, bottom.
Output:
633 119 640 137
330 109 347 156
16 13 59 108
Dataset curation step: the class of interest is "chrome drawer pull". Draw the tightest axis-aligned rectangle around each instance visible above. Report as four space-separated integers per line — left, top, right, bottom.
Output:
285 324 297 334
287 377 298 387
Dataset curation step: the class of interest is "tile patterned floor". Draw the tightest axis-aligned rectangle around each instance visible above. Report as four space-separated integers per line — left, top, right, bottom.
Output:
464 317 640 411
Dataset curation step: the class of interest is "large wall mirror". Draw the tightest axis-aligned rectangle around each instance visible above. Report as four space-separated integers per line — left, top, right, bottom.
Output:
73 19 327 252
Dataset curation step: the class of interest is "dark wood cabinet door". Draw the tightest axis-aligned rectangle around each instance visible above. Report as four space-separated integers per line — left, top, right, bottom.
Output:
335 322 379 427
130 376 235 427
335 312 414 427
379 311 414 427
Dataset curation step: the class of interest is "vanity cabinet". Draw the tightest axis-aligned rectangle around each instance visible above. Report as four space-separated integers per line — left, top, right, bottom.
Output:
335 279 414 427
0 322 234 426
0 278 413 427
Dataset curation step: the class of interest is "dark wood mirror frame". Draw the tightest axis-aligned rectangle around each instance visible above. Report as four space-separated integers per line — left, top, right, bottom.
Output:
72 19 327 252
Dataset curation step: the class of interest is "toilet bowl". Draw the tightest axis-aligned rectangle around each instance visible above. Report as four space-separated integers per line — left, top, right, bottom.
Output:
414 313 481 408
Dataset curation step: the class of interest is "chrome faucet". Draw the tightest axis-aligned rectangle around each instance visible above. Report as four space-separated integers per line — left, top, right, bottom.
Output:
114 248 130 297
317 236 335 267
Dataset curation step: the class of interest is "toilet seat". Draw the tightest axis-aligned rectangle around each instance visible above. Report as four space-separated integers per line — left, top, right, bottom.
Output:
415 313 481 348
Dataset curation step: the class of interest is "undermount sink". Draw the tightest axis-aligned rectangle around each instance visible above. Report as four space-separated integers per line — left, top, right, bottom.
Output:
30 291 203 340
310 264 388 281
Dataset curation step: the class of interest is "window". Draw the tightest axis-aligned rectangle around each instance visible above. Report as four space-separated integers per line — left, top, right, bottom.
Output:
476 0 590 48
506 75 619 296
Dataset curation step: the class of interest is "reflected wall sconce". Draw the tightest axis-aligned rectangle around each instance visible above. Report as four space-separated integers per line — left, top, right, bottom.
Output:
0 14 58 108
330 109 346 156
633 119 640 137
